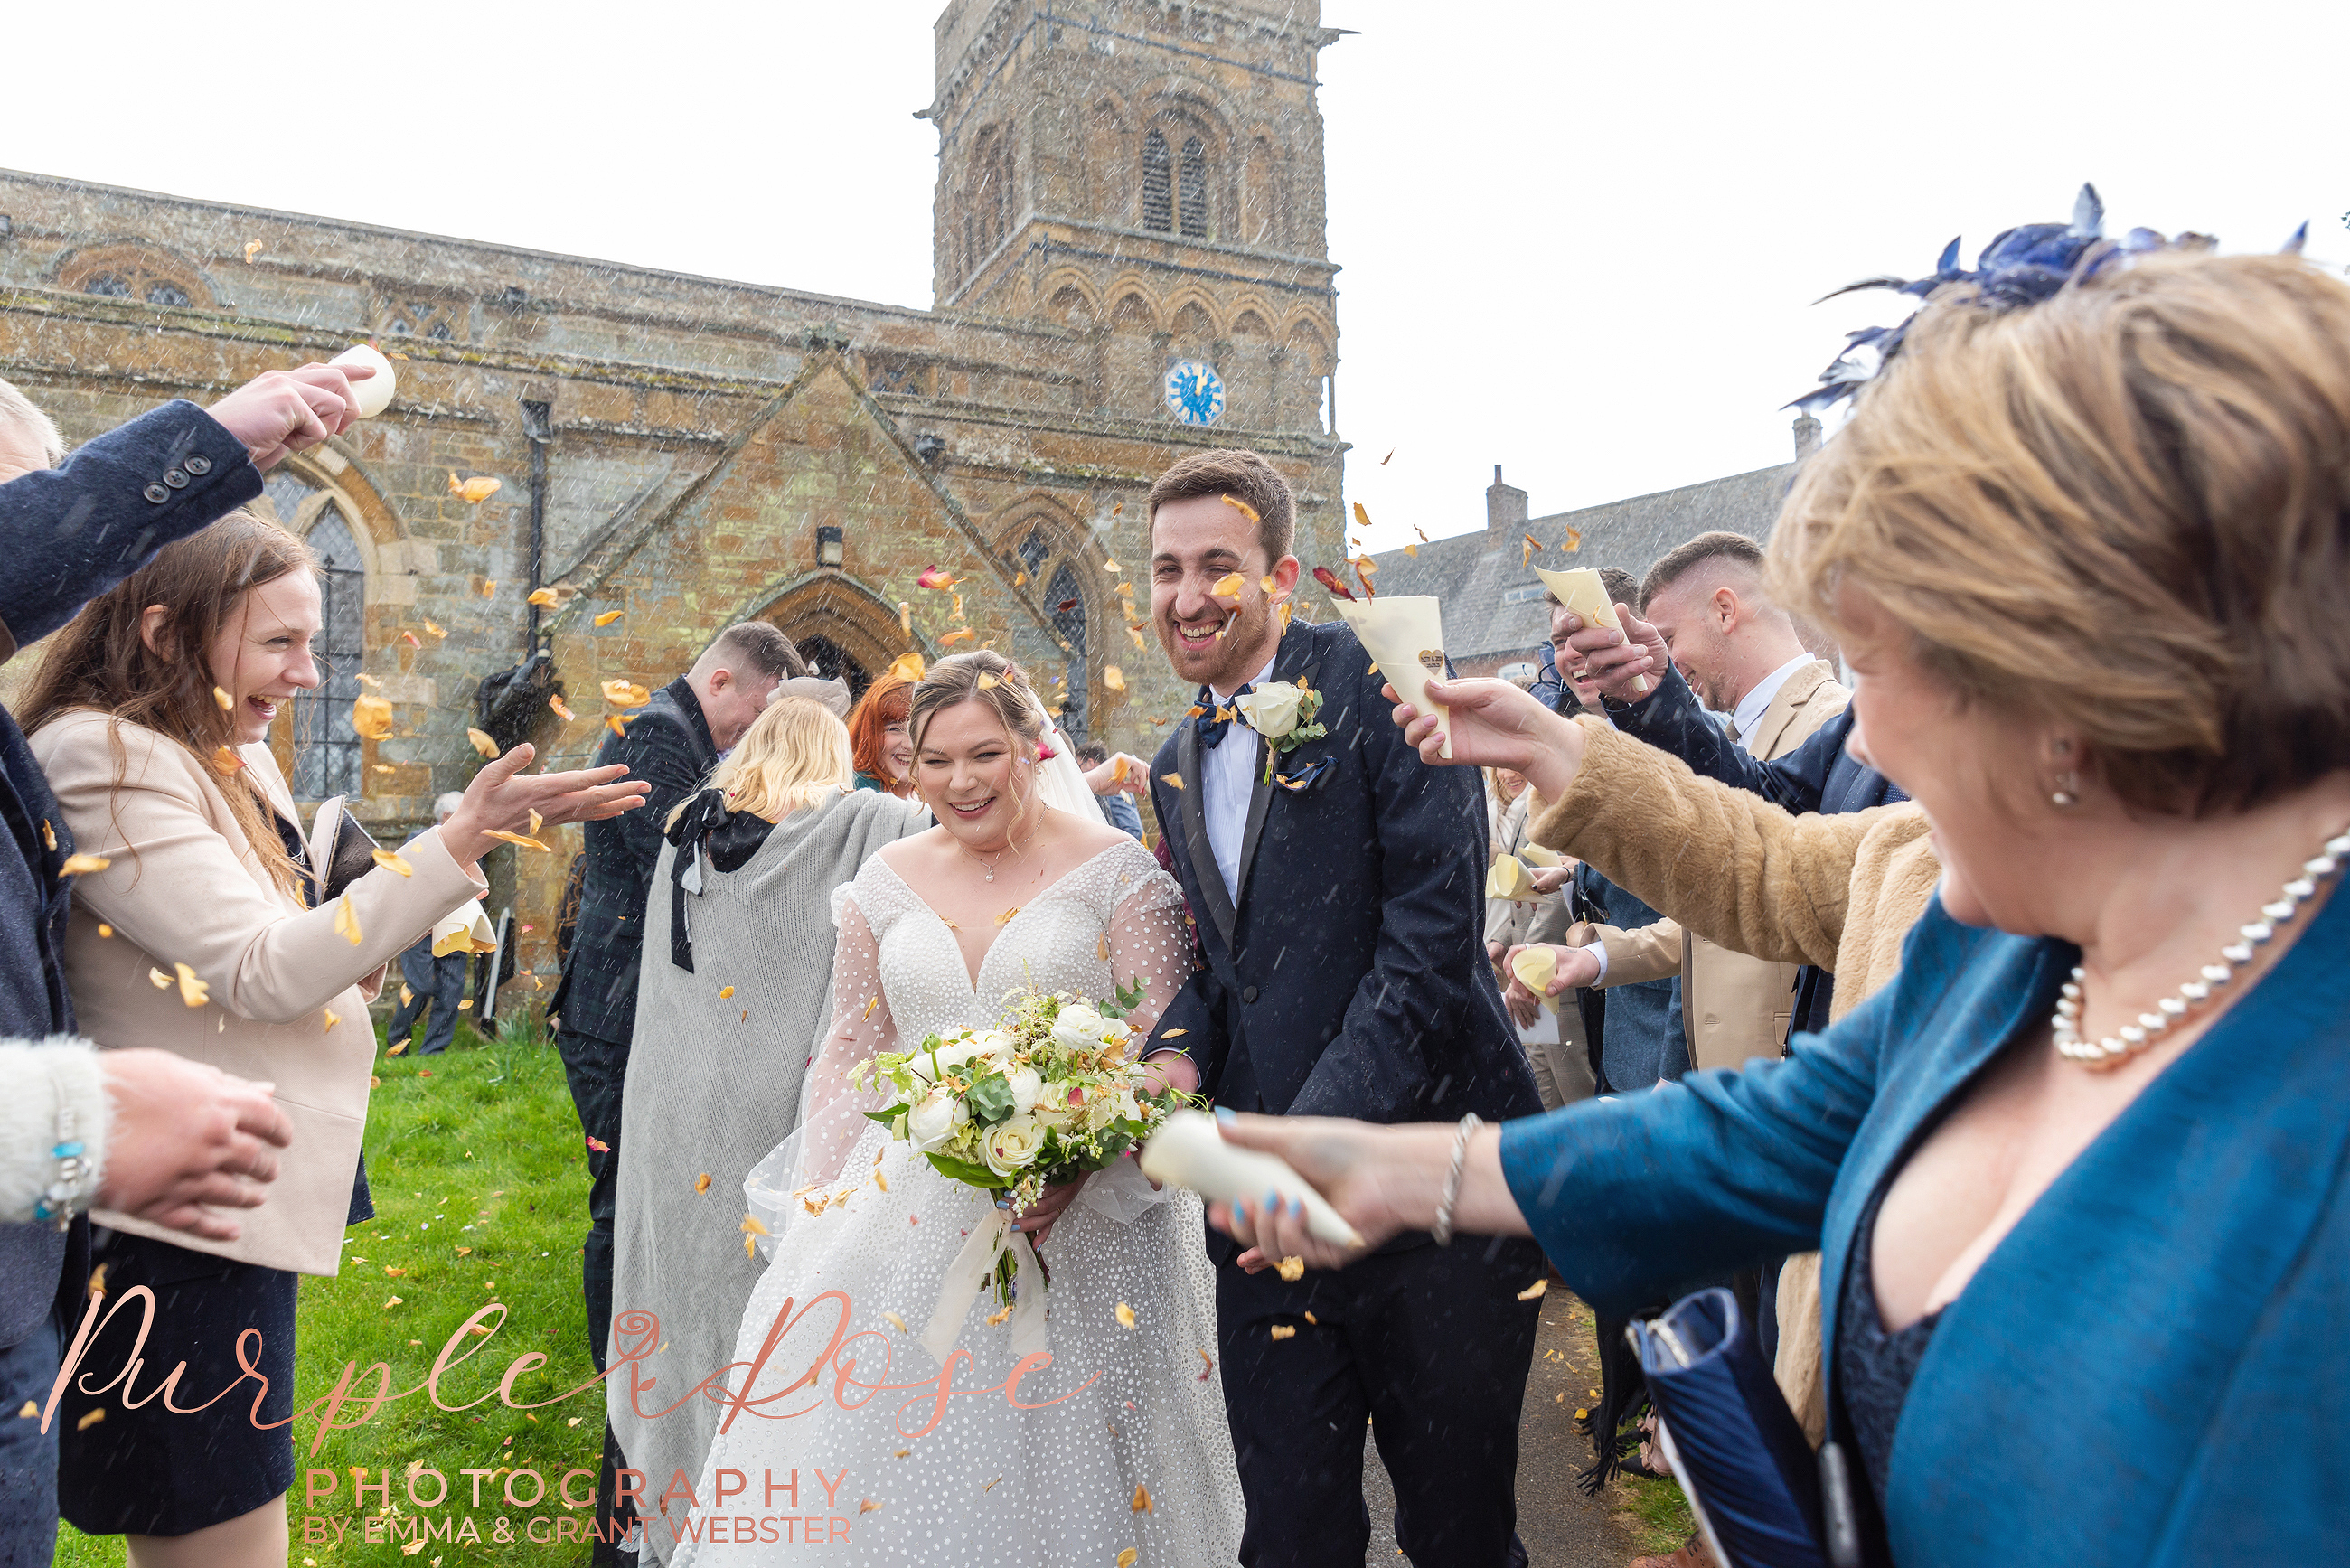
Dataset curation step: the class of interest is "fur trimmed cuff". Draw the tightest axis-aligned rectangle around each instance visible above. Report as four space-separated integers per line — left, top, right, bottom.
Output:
0 1037 110 1224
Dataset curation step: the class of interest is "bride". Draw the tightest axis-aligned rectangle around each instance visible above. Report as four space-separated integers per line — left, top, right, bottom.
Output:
666 652 1245 1566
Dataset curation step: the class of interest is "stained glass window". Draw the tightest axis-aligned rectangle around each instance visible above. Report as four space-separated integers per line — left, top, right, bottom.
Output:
1048 564 1088 743
1141 131 1173 232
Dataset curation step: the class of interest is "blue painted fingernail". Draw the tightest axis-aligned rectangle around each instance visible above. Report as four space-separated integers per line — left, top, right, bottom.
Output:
1264 1188 1282 1214
994 1198 1010 1209
1214 1106 1236 1125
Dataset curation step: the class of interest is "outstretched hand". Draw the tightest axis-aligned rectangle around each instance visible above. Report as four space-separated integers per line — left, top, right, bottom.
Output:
1557 602 1670 705
1386 676 1586 801
208 364 372 471
1203 1112 1438 1272
97 1050 293 1241
440 743 649 866
1082 753 1150 800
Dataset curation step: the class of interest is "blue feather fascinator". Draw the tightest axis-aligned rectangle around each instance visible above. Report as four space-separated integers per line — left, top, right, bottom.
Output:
1789 183 2310 414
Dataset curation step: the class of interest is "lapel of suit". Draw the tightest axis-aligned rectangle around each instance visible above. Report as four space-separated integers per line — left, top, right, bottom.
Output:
1175 714 1237 950
1232 631 1320 918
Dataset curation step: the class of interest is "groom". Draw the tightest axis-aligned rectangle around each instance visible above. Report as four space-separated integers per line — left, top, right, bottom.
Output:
1142 449 1546 1567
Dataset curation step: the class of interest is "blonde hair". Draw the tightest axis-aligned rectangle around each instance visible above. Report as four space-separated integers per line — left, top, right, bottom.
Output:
693 697 852 824
906 650 1047 758
1769 249 2350 816
0 375 66 467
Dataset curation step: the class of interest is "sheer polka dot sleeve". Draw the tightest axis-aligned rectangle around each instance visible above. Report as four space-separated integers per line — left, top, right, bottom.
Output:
1104 866 1193 1043
790 889 896 1191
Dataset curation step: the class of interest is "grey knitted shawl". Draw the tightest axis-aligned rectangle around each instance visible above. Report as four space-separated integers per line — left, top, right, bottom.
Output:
608 786 926 1550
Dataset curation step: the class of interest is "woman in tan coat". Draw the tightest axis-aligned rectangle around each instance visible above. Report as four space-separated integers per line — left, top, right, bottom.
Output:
19 512 646 1568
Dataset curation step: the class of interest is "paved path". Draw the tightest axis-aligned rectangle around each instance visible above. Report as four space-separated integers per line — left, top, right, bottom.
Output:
1359 1285 1640 1566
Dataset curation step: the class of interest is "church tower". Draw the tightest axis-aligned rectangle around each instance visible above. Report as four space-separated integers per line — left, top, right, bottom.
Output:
922 0 1343 438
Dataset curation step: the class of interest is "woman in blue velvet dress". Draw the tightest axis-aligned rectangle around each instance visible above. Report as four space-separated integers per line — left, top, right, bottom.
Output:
1206 230 2350 1565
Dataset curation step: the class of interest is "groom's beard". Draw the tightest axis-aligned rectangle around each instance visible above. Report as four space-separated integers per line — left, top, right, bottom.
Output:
1157 597 1280 690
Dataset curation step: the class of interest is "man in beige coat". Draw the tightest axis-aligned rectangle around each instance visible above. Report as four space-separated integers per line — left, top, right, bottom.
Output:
1567 533 1847 1072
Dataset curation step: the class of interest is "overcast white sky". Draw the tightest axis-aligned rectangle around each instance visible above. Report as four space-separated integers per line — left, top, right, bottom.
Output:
8 2 2345 553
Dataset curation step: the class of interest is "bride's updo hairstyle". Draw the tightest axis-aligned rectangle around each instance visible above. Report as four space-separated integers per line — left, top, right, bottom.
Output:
906 650 1048 760
1771 249 2350 816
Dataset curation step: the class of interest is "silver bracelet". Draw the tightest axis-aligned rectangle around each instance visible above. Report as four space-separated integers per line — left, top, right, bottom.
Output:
1431 1113 1482 1246
33 1099 89 1233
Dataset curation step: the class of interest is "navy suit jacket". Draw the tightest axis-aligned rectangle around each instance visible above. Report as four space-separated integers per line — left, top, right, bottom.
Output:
1500 882 2350 1564
0 401 260 1347
1147 620 1539 1176
1607 665 1905 1030
550 676 717 1046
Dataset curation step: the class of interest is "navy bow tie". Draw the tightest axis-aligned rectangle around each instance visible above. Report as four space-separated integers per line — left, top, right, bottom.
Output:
1194 683 1253 748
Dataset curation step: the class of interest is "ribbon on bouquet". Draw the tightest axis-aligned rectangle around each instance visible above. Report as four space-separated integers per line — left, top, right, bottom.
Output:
920 1203 1048 1366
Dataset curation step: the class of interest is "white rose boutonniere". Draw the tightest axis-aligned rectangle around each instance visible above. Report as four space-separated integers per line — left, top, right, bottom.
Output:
1235 679 1327 781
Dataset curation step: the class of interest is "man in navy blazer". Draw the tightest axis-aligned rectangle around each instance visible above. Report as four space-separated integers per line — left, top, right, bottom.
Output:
0 366 362 1562
1141 449 1545 1568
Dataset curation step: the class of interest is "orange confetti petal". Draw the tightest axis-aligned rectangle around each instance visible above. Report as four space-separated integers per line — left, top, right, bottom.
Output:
977 672 1000 690
482 579 497 597
940 627 975 646
371 848 412 878
465 728 500 758
96 923 112 938
212 686 234 711
1115 1301 1138 1329
695 1173 713 1194
1404 543 1418 557
1012 571 1028 587
1561 526 1583 553
595 610 625 627
334 893 362 946
994 907 1020 925
482 830 550 851
899 601 913 636
422 620 447 640
211 746 246 776
1132 1483 1153 1515
242 239 263 264
916 566 955 590
1270 1324 1297 1341
719 986 735 1000
860 1499 883 1516
606 714 633 737
1104 666 1125 692
76 1408 104 1432
58 853 111 877
386 1039 409 1056
527 587 561 607
888 652 925 683
1522 533 1539 567
352 695 393 739
172 962 210 1008
1221 494 1261 524
399 630 421 649
1210 572 1246 603
601 679 650 707
1161 773 1184 790
447 473 502 503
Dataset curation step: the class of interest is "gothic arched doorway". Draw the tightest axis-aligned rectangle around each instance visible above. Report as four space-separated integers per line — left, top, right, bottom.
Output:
748 575 909 709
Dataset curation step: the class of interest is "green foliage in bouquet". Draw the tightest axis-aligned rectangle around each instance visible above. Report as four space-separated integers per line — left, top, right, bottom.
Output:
856 977 1189 1215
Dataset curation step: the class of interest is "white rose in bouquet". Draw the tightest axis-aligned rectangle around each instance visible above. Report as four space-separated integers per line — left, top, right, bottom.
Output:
983 1114 1048 1178
1029 1083 1083 1130
1004 1064 1045 1115
907 1087 968 1152
1049 1002 1109 1052
910 1028 1011 1084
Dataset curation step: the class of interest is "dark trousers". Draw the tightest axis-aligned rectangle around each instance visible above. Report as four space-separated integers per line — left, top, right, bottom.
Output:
0 1303 62 1568
555 1027 628 1374
1217 1233 1546 1568
388 942 469 1056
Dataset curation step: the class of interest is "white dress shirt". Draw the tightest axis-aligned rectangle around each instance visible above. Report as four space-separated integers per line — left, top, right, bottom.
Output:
1730 653 1816 753
1202 653 1277 906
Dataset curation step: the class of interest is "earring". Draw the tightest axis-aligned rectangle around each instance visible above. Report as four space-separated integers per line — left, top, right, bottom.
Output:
2051 770 2079 809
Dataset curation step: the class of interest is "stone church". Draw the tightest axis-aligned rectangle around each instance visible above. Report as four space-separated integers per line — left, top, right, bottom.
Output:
0 0 1348 982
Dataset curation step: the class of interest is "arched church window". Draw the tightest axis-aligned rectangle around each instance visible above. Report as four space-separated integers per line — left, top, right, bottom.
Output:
82 274 131 298
1179 136 1210 239
292 507 366 802
794 634 870 704
1047 563 1089 742
1141 131 1173 232
60 245 214 310
145 282 191 307
1018 528 1050 578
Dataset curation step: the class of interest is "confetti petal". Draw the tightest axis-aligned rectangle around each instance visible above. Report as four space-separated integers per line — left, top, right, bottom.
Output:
1311 565 1356 602
863 995 881 1019
916 566 955 590
977 672 1000 690
1118 1552 1138 1568
695 1173 712 1194
58 853 111 877
383 1296 402 1309
606 715 633 737
96 924 112 938
527 588 561 607
447 473 502 504
889 652 926 683
1276 1256 1304 1282
1161 773 1184 790
352 694 394 740
1560 526 1583 553
399 630 421 649
1104 666 1125 692
940 627 975 646
1115 1301 1137 1329
323 1009 341 1031
1522 533 1539 568
386 1039 409 1057
212 686 234 711
334 894 363 946
76 1408 104 1432
174 963 209 1009
211 746 247 776
601 680 651 707
898 601 914 636
595 609 625 626
422 620 447 641
1132 1483 1153 1515
528 809 543 837
243 239 263 264
995 907 1020 925
585 1134 609 1152
371 849 413 878
859 1499 883 1516
483 830 549 852
463 728 500 758
1517 1278 1550 1300
1221 494 1261 524
1270 1324 1296 1341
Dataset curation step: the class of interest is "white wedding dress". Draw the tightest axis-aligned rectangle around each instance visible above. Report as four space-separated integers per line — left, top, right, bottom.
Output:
668 833 1245 1566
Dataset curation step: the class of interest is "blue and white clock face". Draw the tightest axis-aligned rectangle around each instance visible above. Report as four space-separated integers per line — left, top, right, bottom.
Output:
1164 360 1226 426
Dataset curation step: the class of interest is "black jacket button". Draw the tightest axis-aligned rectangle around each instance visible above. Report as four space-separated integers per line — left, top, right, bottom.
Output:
1241 985 1258 1003
184 455 212 475
142 483 170 503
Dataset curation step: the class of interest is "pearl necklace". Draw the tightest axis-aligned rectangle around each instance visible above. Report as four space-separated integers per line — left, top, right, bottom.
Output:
2054 826 2350 1069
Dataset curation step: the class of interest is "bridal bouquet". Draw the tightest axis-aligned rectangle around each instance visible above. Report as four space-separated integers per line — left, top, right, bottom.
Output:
857 980 1189 1308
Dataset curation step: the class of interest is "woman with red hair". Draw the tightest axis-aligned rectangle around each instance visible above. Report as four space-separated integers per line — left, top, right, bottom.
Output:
847 671 914 796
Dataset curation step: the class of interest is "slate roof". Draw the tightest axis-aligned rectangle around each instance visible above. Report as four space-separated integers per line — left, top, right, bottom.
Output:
1367 462 1797 664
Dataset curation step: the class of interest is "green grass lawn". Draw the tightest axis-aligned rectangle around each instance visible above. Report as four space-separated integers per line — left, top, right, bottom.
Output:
56 1012 606 1566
